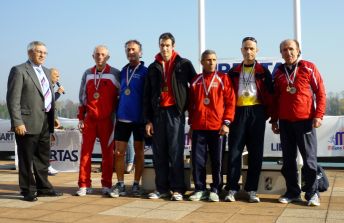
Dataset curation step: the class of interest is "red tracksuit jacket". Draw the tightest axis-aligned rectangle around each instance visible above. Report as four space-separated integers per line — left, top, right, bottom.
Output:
188 71 236 130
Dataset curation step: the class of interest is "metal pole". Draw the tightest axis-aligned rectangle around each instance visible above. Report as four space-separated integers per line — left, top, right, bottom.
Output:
198 0 205 73
294 0 303 188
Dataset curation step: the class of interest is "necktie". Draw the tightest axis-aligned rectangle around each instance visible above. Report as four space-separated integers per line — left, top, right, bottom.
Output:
36 68 52 112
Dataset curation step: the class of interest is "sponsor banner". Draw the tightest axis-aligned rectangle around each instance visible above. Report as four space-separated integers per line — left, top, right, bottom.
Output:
0 131 15 152
217 57 282 74
264 116 344 157
50 130 81 172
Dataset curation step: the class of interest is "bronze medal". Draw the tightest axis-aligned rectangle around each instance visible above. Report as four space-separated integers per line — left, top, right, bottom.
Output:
203 97 210 105
286 86 291 92
124 88 131 96
243 91 250 97
289 87 297 94
93 92 100 99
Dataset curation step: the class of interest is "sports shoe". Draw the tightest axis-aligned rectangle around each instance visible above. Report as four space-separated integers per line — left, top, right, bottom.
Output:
307 193 320 206
248 191 260 203
208 192 220 202
125 163 134 174
189 191 208 201
48 165 58 176
224 190 237 202
110 183 126 198
131 184 141 197
148 191 170 199
278 195 302 204
171 192 183 201
101 187 112 197
75 187 93 196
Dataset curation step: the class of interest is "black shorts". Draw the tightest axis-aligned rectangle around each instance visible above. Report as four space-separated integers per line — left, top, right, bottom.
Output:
114 121 145 142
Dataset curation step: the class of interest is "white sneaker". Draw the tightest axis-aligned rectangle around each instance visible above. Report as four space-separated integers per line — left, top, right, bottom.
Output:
224 190 237 202
248 191 260 203
76 187 92 196
208 192 220 202
48 165 58 175
171 192 183 201
109 183 126 198
278 195 302 204
189 191 208 201
125 163 134 174
148 191 170 199
307 193 320 206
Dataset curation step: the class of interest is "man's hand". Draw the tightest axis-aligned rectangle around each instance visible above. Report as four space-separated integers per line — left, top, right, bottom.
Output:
145 122 154 137
57 86 65 94
78 120 84 133
54 119 61 129
219 125 229 136
15 125 27 136
313 118 322 128
271 122 280 134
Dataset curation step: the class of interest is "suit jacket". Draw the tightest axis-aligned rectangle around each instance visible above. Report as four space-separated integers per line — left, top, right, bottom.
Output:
7 60 55 134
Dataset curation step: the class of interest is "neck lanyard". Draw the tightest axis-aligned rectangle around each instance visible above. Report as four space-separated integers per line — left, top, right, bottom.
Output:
126 63 140 87
94 66 106 91
283 62 298 85
202 72 217 97
241 62 255 90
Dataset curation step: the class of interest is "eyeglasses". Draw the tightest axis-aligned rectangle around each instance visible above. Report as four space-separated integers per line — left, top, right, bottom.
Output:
34 50 48 55
242 37 257 44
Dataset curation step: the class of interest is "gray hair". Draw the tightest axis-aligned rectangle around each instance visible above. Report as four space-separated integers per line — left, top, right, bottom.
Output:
125 39 142 51
279 39 301 57
27 41 46 52
201 49 216 61
93 45 110 56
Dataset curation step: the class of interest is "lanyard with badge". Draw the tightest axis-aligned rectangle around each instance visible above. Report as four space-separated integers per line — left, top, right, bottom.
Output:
241 62 255 97
93 66 106 99
124 63 140 96
202 72 217 105
284 62 298 94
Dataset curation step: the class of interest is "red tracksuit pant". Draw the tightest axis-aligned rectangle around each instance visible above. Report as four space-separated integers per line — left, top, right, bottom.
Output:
78 117 114 188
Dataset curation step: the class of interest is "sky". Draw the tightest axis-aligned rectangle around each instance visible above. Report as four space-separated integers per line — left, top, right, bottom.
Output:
0 0 343 103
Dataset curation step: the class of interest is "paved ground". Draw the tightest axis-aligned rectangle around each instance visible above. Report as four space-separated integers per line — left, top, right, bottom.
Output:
0 160 344 223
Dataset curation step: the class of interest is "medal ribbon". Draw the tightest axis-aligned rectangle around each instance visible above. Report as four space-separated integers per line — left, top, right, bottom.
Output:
283 62 298 86
202 72 217 97
94 66 106 91
241 62 256 91
126 63 140 87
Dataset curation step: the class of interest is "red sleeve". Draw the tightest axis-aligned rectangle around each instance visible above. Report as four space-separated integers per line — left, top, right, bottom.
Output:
188 84 194 126
310 64 326 119
222 75 236 122
77 105 85 121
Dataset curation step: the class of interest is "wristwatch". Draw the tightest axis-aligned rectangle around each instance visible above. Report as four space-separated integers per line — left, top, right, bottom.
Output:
223 120 231 127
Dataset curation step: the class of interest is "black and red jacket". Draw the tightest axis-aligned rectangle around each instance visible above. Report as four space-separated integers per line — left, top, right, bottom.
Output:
228 61 273 118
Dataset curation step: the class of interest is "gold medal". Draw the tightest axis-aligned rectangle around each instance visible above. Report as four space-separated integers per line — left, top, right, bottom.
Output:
286 86 291 92
124 88 131 96
289 87 297 94
243 90 250 97
93 92 100 99
203 97 210 105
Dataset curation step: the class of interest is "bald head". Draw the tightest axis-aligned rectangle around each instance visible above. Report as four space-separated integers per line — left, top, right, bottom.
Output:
50 68 60 84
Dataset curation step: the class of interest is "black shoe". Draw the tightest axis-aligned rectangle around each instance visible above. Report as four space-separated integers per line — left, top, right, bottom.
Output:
37 190 63 197
22 194 38 202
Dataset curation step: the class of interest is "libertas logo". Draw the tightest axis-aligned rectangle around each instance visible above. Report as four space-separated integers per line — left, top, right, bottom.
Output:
328 128 344 150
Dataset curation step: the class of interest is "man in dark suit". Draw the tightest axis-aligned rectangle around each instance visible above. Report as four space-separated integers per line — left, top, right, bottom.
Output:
6 41 63 201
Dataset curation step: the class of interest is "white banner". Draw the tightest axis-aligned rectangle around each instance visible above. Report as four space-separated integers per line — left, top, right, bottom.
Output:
50 130 81 172
264 116 344 157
